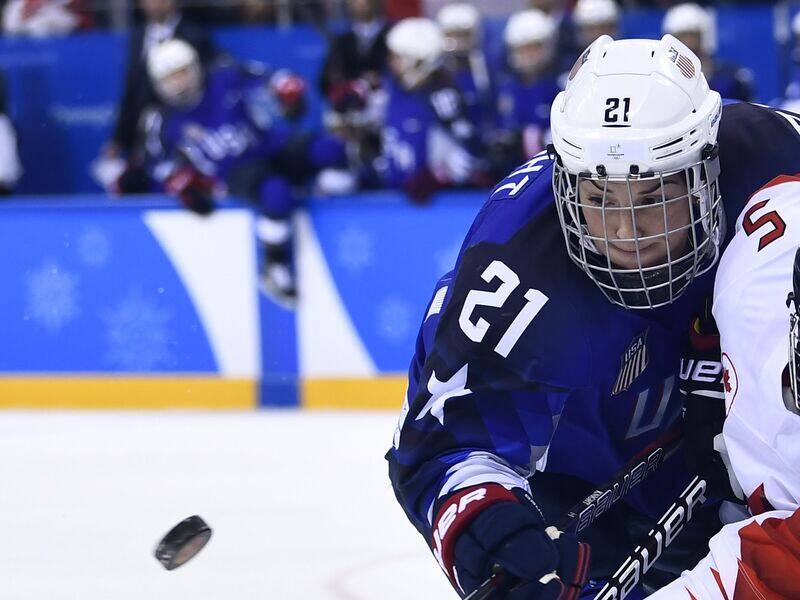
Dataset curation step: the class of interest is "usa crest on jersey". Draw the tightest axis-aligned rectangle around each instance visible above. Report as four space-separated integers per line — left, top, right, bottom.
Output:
612 329 649 395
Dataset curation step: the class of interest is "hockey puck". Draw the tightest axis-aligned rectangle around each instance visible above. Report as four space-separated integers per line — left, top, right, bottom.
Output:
154 515 212 570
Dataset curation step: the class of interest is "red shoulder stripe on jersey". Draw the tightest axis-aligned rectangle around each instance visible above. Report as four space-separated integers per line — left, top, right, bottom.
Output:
685 589 698 600
750 173 800 199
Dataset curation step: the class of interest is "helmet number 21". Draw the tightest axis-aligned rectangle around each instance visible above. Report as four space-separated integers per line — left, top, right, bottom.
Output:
604 97 631 124
459 260 549 358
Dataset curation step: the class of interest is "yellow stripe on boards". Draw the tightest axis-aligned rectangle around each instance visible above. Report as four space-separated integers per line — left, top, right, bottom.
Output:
0 377 256 409
302 376 407 410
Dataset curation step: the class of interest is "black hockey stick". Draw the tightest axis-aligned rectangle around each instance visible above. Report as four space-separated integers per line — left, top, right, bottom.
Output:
464 433 683 600
594 476 707 600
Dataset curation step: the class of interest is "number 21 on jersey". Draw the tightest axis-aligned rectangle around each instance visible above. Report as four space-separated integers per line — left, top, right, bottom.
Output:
459 260 549 358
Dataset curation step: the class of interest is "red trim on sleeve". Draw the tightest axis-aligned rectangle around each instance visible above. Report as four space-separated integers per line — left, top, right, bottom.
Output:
430 484 518 586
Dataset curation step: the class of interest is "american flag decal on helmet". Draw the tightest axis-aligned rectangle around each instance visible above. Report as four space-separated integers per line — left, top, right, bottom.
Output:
668 46 695 79
612 329 650 395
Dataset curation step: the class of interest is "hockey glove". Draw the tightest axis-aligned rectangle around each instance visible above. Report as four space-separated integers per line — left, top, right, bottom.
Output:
165 166 216 215
680 313 743 503
431 484 591 600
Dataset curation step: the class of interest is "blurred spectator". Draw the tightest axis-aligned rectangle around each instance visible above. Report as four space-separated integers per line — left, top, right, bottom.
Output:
2 0 91 37
142 40 346 306
371 17 486 202
663 3 753 101
436 3 495 132
572 0 619 51
494 9 561 170
102 0 215 167
319 0 389 96
528 0 576 69
184 0 327 26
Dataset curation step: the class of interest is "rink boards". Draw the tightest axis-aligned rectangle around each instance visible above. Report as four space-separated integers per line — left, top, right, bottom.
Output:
0 193 482 409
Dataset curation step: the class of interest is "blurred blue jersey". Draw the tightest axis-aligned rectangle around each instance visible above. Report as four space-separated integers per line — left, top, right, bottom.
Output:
378 71 480 188
387 102 800 550
445 55 496 133
147 63 291 183
496 72 562 159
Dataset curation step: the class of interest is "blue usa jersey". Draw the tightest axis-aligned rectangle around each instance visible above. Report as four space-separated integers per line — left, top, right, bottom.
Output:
147 63 291 183
378 72 479 188
387 101 800 550
496 72 562 157
448 61 496 133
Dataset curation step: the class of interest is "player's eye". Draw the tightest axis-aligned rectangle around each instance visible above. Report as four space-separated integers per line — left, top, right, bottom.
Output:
637 197 659 207
585 195 603 206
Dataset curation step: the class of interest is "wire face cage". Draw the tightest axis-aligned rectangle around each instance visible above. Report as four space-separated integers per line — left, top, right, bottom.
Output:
552 150 724 310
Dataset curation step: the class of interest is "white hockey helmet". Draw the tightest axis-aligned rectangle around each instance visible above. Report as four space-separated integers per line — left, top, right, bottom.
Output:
793 11 800 37
387 18 444 90
573 0 619 27
663 3 715 55
147 38 203 108
504 9 556 76
437 3 481 55
550 35 724 309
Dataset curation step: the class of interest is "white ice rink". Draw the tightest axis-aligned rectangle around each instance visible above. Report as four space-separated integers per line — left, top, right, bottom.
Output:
0 411 455 600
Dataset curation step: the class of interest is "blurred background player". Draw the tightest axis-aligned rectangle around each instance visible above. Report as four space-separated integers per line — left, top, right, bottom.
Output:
95 0 215 194
373 17 486 203
571 0 619 53
144 39 345 306
436 3 495 136
663 2 753 102
493 9 561 172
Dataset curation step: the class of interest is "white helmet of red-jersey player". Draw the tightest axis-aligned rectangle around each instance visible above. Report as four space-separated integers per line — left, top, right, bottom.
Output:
549 35 724 309
663 3 715 54
504 9 555 75
387 18 444 90
573 0 619 27
437 3 481 54
147 38 203 108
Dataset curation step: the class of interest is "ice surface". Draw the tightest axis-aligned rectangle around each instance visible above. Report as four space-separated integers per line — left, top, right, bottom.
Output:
0 411 454 600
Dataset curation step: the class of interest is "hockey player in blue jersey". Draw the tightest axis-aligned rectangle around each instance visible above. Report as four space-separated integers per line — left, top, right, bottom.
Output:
375 18 488 203
144 39 346 305
663 3 753 103
387 34 800 600
437 4 495 136
494 9 562 173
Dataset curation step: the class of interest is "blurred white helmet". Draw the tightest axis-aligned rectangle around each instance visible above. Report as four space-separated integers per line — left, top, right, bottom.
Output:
573 0 619 27
504 9 555 76
437 3 481 55
663 3 715 55
147 39 203 108
387 18 444 89
550 35 724 309
793 11 800 37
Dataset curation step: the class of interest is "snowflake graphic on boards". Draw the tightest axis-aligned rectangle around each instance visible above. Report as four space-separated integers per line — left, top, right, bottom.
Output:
77 228 112 268
376 297 413 344
336 225 376 274
24 259 80 333
102 288 174 370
